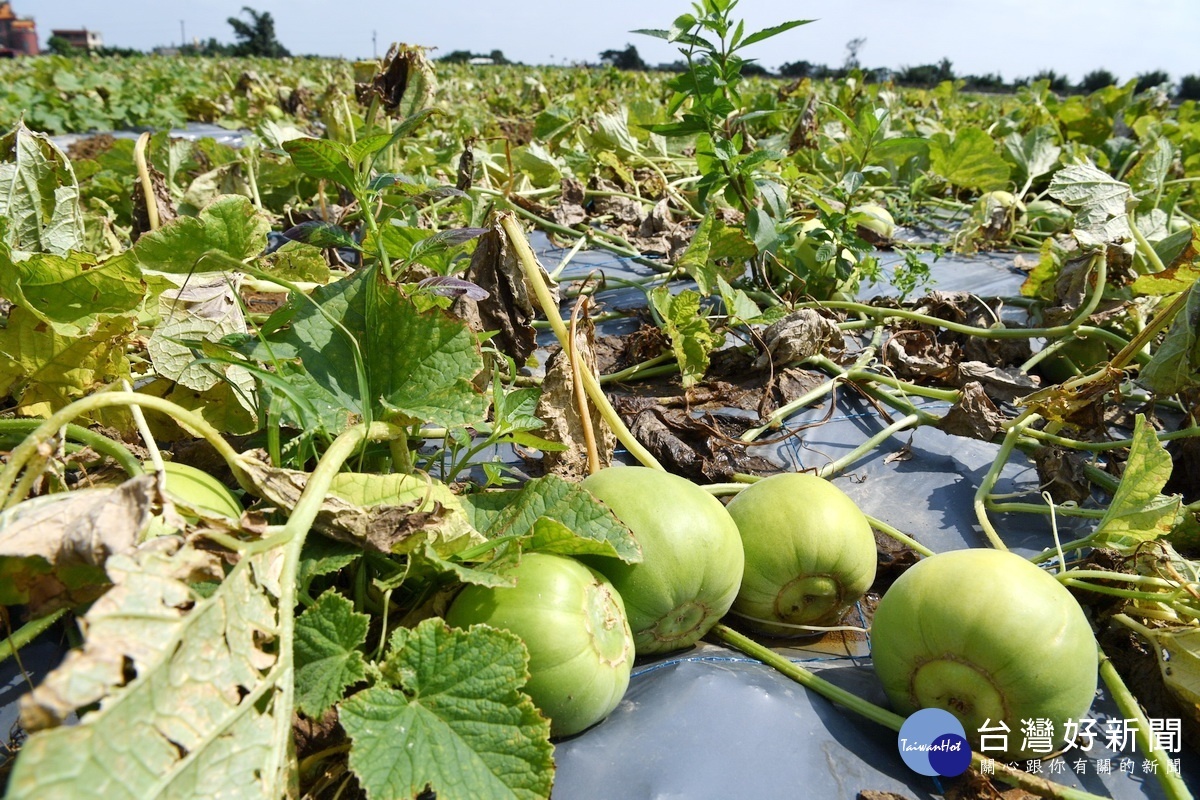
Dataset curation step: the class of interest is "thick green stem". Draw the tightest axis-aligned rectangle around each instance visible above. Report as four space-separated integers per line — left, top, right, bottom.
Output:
358 192 393 282
1 391 248 508
974 412 1041 551
599 353 678 385
0 420 142 476
1098 644 1194 800
1129 214 1168 274
842 369 960 402
500 213 663 470
0 608 68 666
985 502 1106 519
864 513 936 558
742 327 887 443
267 419 398 788
741 372 837 442
711 625 1113 800
816 412 922 479
809 254 1106 341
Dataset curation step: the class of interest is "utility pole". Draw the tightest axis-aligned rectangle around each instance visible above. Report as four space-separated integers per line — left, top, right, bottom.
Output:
180 20 186 49
372 30 377 59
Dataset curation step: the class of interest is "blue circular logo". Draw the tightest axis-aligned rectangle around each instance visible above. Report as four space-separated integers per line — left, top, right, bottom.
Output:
897 708 971 777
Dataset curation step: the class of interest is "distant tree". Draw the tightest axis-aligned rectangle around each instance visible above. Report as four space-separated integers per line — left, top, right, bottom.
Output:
962 73 1006 91
95 45 143 57
778 60 827 79
1030 69 1070 92
1179 75 1200 101
438 49 475 64
227 7 290 58
1134 69 1170 93
599 44 647 71
46 35 75 56
437 49 509 65
896 58 954 86
1078 69 1117 93
741 61 769 76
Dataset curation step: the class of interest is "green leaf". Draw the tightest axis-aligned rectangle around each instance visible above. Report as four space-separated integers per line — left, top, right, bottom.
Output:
492 384 545 435
1130 259 1200 296
294 591 369 718
259 240 333 284
677 213 717 294
413 543 517 588
407 227 488 270
928 127 1011 191
589 111 640 157
0 121 85 255
1003 125 1062 186
642 116 710 138
716 275 763 324
299 536 363 587
462 475 642 562
347 132 395 165
512 142 563 187
869 137 929 169
1092 415 1182 549
737 19 813 48
280 221 360 252
1140 278 1200 395
1048 162 1132 248
668 13 697 40
134 195 272 273
7 546 291 799
1126 138 1174 199
366 279 486 428
0 250 147 336
244 267 485 430
746 207 779 253
282 137 358 191
340 619 554 800
649 287 723 389
0 307 133 418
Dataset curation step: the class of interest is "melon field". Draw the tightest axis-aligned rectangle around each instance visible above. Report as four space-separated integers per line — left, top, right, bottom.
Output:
1 3 1199 799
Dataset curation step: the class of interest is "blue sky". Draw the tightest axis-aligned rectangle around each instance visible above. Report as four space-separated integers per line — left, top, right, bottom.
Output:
25 0 1200 84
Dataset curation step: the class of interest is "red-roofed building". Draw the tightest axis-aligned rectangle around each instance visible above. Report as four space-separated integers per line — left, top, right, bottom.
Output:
0 2 38 57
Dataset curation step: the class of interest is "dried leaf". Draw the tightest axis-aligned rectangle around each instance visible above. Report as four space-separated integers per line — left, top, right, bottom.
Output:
454 221 547 366
550 176 588 228
883 330 957 382
131 161 177 243
358 43 435 116
754 309 843 370
953 361 1041 403
1033 445 1093 504
0 475 158 612
535 320 615 480
8 540 289 799
239 459 483 555
936 382 1007 441
1152 626 1200 724
617 400 776 483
